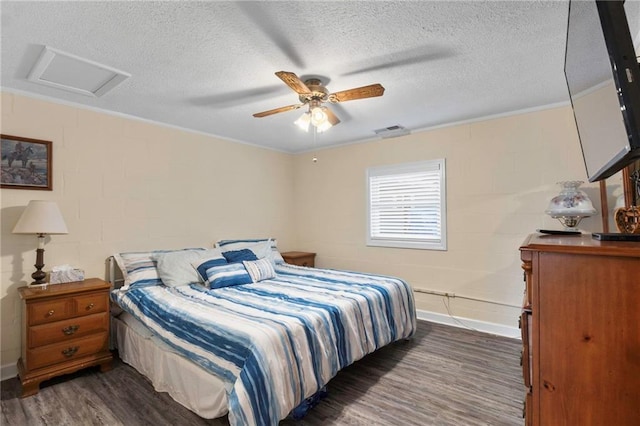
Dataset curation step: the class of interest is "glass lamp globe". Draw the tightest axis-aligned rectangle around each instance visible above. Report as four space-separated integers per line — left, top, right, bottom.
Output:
545 181 597 230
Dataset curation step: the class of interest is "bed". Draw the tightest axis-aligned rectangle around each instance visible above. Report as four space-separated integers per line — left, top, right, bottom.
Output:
108 241 416 426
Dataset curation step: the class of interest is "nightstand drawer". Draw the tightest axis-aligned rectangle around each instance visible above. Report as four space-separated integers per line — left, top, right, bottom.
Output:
28 312 109 348
73 293 108 314
26 332 109 370
29 299 73 326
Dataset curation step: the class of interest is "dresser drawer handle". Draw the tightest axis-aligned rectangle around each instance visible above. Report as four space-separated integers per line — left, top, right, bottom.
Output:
86 303 95 310
62 346 79 357
46 310 55 317
62 325 79 335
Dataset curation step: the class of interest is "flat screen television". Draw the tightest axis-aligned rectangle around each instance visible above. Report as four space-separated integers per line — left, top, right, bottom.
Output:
564 0 640 183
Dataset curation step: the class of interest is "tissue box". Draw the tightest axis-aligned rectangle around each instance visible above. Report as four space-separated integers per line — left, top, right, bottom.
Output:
49 269 85 284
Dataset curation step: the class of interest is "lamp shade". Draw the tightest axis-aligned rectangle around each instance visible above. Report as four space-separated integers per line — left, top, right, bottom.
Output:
294 112 311 132
13 200 68 235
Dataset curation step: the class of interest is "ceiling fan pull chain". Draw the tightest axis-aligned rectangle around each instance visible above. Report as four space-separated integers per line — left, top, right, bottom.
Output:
312 126 318 163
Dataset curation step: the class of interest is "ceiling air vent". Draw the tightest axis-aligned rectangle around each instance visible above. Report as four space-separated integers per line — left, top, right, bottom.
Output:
374 125 410 139
27 46 130 97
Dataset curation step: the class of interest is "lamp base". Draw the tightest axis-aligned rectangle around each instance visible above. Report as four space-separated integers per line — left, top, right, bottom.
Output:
31 248 46 285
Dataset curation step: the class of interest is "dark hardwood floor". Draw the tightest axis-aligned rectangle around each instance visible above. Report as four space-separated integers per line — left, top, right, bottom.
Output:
1 320 524 425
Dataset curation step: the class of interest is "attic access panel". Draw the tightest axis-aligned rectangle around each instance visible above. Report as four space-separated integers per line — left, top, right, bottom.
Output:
27 46 130 97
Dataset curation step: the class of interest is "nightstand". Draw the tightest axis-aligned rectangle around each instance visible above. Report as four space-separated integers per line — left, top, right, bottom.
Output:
281 251 316 267
17 278 113 397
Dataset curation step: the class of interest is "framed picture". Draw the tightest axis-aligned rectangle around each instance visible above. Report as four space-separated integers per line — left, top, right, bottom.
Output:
1 134 52 190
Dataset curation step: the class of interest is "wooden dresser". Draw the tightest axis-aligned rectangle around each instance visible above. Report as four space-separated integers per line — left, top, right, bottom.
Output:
18 278 113 397
519 234 640 425
281 251 316 267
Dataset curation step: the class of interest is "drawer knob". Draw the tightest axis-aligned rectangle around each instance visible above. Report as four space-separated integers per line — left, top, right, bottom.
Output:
86 303 95 310
46 310 55 317
62 325 79 335
62 346 79 357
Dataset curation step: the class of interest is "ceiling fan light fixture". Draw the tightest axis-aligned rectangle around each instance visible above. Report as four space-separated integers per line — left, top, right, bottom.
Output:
294 111 311 132
310 105 328 126
316 119 333 133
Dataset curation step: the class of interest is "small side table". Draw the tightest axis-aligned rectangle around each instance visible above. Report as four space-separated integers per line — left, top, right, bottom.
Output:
18 278 113 397
281 251 316 267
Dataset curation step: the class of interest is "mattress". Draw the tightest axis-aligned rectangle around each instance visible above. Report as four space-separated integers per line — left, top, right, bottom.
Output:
113 311 228 419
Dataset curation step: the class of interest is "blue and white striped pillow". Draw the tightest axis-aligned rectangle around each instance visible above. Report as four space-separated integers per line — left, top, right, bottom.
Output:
114 248 206 290
243 258 276 282
192 257 252 289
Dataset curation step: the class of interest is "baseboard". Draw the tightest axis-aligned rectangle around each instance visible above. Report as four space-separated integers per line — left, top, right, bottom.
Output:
416 309 521 339
1 362 18 382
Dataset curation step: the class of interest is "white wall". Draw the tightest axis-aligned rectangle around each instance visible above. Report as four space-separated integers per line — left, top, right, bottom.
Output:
0 92 295 368
292 106 604 335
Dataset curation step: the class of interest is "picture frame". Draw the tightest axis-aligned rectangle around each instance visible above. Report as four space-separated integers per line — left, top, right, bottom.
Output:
1 134 52 190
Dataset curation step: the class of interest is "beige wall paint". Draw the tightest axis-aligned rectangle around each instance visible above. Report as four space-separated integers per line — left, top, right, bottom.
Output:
0 92 612 370
0 92 295 367
292 106 604 330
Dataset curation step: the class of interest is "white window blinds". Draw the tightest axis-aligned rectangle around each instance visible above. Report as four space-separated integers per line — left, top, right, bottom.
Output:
367 159 446 250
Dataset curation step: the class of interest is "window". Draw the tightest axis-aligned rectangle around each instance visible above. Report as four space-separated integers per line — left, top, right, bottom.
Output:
367 159 446 250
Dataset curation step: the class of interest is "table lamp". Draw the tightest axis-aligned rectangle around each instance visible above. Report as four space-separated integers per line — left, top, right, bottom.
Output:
545 181 596 231
13 200 68 285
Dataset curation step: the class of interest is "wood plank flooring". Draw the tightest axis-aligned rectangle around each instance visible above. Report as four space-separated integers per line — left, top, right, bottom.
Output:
1 320 524 425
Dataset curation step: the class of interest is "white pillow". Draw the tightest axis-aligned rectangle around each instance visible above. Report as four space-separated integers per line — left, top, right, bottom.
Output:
154 248 222 287
243 258 276 282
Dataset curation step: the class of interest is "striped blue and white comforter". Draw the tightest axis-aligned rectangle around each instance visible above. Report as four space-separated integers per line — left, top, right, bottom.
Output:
111 264 416 426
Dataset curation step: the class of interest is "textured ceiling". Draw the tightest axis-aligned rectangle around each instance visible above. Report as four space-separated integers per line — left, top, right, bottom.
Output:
0 1 606 153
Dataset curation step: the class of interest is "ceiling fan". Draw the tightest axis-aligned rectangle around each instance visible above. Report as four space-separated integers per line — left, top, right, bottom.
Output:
253 71 385 132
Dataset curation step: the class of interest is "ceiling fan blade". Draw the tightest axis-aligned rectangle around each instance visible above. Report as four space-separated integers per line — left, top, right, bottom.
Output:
330 83 385 102
253 104 304 118
325 107 341 126
275 71 311 95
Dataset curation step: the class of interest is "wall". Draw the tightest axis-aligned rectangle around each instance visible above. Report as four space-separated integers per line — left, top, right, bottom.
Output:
292 106 603 335
0 93 613 374
0 92 295 369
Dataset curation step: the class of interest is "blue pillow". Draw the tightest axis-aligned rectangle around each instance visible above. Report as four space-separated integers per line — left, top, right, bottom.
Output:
223 248 259 263
217 238 285 264
192 259 252 289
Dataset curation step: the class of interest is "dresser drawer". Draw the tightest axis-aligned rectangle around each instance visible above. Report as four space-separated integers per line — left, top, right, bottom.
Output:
520 311 532 389
522 263 532 309
73 293 108 314
26 332 109 371
524 391 533 426
29 299 73 326
28 312 109 348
